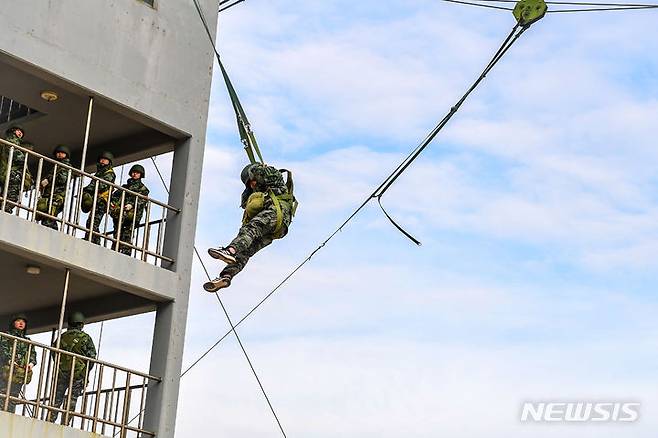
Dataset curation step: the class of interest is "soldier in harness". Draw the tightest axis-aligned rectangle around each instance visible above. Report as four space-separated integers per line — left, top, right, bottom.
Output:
0 314 37 413
204 163 297 292
47 311 97 424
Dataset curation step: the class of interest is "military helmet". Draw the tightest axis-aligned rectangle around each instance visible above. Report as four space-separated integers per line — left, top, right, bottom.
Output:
11 313 28 324
9 313 28 330
54 144 71 158
67 311 85 327
129 164 145 178
98 151 114 164
6 125 24 138
241 164 257 185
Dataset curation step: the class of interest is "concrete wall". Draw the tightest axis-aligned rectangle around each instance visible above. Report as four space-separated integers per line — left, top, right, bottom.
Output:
0 0 218 137
0 1 219 436
0 411 101 438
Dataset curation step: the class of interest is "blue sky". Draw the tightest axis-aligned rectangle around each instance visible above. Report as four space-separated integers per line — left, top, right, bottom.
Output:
42 1 658 436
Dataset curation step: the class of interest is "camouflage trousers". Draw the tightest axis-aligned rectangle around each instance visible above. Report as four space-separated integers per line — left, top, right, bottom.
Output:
0 377 23 413
113 217 139 255
36 194 66 230
2 170 24 213
47 374 86 424
85 200 108 245
221 205 291 279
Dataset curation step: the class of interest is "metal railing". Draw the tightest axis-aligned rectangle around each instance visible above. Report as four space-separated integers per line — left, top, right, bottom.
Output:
0 331 159 437
0 138 179 267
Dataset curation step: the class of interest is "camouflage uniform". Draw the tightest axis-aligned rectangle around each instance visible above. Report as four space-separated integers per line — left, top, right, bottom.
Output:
37 156 71 230
0 318 37 413
1 132 32 213
47 328 96 424
220 164 293 279
84 163 116 244
110 177 150 255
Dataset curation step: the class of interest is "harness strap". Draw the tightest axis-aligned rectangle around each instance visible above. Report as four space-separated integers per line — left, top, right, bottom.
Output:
217 58 265 165
269 189 284 239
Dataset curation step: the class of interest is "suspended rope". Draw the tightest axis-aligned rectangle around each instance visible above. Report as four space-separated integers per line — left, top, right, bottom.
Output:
442 0 658 11
442 0 514 10
153 133 287 438
464 0 658 5
219 0 247 13
547 5 658 10
194 0 264 164
91 321 104 390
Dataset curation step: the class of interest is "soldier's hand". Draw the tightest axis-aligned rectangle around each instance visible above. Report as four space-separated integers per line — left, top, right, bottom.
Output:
124 204 133 211
40 179 48 188
27 363 34 371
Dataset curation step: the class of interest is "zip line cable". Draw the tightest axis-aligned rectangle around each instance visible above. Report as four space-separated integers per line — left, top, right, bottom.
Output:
548 5 658 10
91 321 104 391
442 0 514 11
443 0 658 10
181 22 534 377
219 0 247 13
465 0 658 5
149 156 288 438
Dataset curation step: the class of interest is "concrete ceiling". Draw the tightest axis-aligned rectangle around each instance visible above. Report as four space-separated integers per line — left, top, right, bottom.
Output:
0 248 155 334
0 53 183 171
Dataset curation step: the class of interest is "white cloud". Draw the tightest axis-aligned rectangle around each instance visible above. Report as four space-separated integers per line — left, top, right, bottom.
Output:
82 2 658 437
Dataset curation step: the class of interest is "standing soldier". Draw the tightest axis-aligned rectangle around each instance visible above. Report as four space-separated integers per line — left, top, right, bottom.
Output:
0 314 37 413
36 145 71 230
204 163 297 292
0 125 22 187
82 152 116 244
47 312 97 424
110 164 149 256
1 126 32 213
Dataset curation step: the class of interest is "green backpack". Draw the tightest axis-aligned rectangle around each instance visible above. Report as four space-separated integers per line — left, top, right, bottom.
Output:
58 331 90 378
2 363 32 385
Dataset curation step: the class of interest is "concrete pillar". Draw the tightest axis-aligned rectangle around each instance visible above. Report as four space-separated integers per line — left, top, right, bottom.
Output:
143 134 208 436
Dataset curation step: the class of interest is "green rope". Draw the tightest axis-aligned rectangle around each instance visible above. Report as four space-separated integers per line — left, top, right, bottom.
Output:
217 58 265 164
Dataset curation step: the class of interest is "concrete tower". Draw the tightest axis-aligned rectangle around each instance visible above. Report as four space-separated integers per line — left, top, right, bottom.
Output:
0 1 218 437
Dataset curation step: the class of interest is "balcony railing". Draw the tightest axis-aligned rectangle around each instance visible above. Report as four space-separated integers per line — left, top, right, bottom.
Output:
0 138 179 267
0 331 159 437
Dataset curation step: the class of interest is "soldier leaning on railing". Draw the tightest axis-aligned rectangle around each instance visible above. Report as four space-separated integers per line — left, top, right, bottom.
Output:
82 151 116 245
36 145 72 230
0 314 37 413
110 164 150 256
0 126 34 214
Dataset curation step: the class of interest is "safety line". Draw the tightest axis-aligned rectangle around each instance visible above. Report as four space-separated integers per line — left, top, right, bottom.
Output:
547 4 658 10
219 0 247 13
466 0 658 5
441 0 514 10
443 0 658 11
182 22 533 376
151 155 287 438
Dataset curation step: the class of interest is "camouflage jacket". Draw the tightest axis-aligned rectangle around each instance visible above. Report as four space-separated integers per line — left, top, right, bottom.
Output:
240 164 289 209
0 328 37 369
42 158 71 197
0 134 22 182
84 164 116 197
54 329 97 377
110 178 150 221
